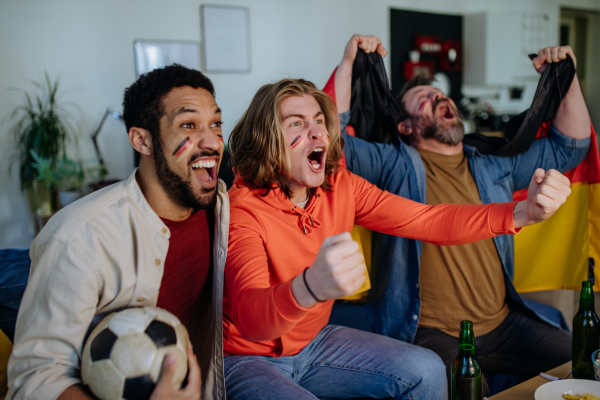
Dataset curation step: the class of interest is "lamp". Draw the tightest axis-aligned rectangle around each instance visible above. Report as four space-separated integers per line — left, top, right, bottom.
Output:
90 108 123 191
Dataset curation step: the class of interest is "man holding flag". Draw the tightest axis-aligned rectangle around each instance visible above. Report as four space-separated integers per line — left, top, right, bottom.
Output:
325 34 592 394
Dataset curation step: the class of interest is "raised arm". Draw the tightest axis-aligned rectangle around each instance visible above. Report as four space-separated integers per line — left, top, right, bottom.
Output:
350 167 570 239
509 124 590 190
323 35 397 186
532 46 591 140
334 34 387 113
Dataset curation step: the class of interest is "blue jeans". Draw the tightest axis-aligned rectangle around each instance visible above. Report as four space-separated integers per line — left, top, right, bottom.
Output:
224 325 446 399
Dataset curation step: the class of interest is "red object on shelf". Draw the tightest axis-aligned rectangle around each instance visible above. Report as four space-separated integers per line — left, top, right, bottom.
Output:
403 60 435 80
415 35 442 54
440 40 461 72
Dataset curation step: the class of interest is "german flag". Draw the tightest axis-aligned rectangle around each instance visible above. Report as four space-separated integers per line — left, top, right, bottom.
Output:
513 123 600 291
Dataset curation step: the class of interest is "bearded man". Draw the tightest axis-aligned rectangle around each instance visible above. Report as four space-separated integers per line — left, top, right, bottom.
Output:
328 35 592 393
8 65 227 400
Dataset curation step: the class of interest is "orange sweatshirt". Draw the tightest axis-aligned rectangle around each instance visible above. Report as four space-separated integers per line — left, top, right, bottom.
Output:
223 167 519 357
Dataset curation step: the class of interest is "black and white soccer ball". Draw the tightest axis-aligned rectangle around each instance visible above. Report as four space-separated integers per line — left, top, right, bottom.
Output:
81 306 190 400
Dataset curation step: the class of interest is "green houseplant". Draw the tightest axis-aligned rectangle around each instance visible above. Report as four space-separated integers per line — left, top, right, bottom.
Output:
9 72 75 215
31 151 84 209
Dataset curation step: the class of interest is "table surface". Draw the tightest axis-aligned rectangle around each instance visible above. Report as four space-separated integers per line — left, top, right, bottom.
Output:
490 361 572 399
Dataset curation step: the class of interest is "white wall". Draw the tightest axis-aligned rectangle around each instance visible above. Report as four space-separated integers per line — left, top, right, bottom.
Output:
2 0 600 249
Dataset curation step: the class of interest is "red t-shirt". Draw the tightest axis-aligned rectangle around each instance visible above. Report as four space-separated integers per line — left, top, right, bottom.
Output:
157 207 214 326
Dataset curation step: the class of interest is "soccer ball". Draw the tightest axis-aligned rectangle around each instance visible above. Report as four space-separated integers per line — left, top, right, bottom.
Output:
81 306 190 400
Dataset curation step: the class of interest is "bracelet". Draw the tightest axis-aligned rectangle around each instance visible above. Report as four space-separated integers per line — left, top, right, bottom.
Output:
303 267 326 303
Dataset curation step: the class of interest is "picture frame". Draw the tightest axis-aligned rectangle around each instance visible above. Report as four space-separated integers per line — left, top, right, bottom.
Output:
200 4 251 73
133 39 201 77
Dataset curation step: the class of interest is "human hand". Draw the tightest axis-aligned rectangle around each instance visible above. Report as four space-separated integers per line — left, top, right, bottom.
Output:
513 169 571 228
532 46 577 74
340 34 388 69
150 348 201 400
304 232 366 302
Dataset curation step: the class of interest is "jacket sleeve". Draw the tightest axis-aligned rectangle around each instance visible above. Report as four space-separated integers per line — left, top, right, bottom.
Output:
224 206 313 342
8 238 99 400
510 123 591 191
343 132 405 187
348 170 519 245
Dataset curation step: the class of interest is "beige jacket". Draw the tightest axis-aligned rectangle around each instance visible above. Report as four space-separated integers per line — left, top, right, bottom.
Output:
7 171 228 400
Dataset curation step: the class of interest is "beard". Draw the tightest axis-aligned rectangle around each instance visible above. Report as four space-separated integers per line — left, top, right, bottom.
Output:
412 99 465 146
153 137 217 210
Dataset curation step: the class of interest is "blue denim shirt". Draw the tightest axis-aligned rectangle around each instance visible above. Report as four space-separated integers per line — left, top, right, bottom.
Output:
340 110 591 343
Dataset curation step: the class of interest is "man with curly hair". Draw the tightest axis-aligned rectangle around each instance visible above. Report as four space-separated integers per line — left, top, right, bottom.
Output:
8 65 227 400
222 77 572 399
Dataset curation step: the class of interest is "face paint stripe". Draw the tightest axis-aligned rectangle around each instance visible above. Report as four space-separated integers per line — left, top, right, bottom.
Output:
290 135 301 148
173 137 192 157
175 143 195 163
218 137 224 143
291 139 304 152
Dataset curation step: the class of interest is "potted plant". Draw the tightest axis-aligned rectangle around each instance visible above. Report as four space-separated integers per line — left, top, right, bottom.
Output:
30 151 84 209
56 156 84 207
9 72 75 215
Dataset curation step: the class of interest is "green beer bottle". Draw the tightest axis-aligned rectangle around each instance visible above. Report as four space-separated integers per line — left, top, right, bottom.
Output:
451 320 483 400
572 280 600 379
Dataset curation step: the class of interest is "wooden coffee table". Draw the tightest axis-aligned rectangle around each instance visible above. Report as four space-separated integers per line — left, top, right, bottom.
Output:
490 362 572 399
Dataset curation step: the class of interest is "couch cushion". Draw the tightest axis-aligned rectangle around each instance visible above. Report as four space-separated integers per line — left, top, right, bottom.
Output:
0 249 30 343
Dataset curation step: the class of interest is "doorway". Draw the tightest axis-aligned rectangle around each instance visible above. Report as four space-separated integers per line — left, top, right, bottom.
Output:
560 8 600 143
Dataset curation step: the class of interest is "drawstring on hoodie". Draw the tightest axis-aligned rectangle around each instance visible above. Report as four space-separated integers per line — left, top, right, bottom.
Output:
291 197 322 235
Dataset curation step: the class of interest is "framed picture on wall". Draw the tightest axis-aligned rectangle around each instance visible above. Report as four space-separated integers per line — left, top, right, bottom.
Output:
134 39 201 77
200 4 251 73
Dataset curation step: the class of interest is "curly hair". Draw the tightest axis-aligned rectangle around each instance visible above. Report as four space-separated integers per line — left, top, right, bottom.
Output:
122 64 215 143
396 74 435 122
229 79 343 198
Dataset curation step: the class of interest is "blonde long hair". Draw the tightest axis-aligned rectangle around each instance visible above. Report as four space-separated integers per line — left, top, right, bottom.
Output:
229 79 343 197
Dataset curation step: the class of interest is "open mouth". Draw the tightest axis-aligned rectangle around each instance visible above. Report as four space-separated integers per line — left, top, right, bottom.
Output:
436 102 455 121
191 159 217 183
307 148 325 171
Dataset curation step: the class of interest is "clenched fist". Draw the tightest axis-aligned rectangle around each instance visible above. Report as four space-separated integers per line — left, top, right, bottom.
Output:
513 169 571 228
532 45 576 73
340 34 388 69
292 232 366 308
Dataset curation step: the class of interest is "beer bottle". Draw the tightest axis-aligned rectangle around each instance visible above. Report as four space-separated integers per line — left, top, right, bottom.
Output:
573 280 600 379
451 320 483 400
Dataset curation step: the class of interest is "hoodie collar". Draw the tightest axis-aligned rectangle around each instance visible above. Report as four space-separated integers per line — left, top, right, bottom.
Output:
233 177 324 234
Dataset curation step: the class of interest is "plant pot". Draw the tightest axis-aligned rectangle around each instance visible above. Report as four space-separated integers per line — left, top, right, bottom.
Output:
59 191 81 208
26 181 58 216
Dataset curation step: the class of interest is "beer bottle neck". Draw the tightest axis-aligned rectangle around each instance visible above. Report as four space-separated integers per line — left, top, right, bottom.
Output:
458 343 475 357
579 283 596 312
458 321 475 357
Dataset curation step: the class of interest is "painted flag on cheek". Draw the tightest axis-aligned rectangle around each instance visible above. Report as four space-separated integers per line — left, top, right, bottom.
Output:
291 136 303 152
173 137 194 163
512 123 600 292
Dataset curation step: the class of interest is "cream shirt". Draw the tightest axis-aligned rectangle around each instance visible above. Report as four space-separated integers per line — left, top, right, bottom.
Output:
7 170 228 400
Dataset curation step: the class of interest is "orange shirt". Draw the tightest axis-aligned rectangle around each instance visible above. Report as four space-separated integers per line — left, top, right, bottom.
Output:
223 168 519 357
